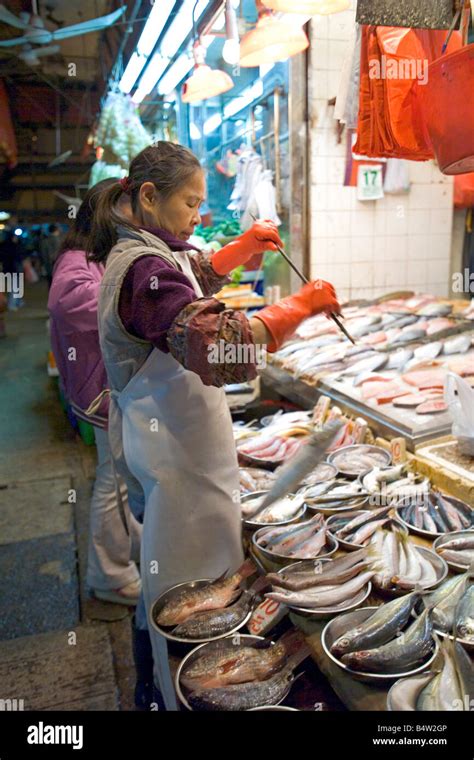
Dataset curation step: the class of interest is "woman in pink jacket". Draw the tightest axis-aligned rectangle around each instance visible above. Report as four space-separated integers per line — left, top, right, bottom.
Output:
48 180 142 606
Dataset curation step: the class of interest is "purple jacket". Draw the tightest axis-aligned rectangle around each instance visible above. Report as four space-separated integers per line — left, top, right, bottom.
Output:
48 249 109 428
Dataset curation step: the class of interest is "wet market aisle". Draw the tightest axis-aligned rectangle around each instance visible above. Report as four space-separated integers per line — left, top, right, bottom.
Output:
0 281 136 710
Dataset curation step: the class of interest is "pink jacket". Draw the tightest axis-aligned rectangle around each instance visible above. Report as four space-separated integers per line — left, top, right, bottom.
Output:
48 249 109 428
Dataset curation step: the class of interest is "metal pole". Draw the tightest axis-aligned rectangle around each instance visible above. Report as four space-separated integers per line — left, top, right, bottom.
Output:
274 86 281 213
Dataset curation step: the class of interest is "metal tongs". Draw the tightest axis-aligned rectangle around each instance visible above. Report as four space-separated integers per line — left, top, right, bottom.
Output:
250 214 356 345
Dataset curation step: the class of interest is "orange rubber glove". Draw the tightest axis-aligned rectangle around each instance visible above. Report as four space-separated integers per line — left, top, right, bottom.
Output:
254 280 341 352
211 220 283 275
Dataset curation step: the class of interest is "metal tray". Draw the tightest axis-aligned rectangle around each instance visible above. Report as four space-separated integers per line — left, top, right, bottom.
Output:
175 634 291 711
272 560 372 620
327 445 392 478
241 492 307 529
433 530 474 573
252 526 338 567
150 580 253 645
322 607 439 684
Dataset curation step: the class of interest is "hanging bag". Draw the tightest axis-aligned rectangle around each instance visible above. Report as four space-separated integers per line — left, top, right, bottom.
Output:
445 371 474 457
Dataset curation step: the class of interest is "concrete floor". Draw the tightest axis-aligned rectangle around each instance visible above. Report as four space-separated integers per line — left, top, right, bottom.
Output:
0 280 137 711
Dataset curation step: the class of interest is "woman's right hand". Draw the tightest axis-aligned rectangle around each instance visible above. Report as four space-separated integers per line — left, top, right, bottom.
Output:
291 280 341 317
252 279 341 352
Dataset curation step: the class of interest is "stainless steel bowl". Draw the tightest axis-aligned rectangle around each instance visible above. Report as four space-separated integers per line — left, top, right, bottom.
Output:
150 580 253 645
372 546 448 598
327 511 408 552
306 496 370 516
386 671 438 711
247 706 300 711
300 462 338 486
241 491 307 529
433 530 474 573
252 526 338 567
395 503 444 539
327 445 392 478
272 559 372 620
322 607 439 684
175 634 292 711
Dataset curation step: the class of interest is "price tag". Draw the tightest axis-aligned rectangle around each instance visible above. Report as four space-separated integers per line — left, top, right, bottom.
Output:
248 598 288 636
357 164 384 201
391 437 407 464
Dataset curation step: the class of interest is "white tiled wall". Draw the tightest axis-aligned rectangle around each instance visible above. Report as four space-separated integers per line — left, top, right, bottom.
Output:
308 2 454 302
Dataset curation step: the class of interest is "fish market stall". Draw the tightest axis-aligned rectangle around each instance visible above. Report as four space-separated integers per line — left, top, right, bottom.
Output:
262 294 474 450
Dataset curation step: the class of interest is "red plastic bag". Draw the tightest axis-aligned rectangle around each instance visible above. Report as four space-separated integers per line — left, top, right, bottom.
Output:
354 25 462 161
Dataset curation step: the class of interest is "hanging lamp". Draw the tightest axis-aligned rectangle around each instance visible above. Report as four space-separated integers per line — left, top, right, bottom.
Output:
263 0 350 14
181 42 234 103
239 9 309 67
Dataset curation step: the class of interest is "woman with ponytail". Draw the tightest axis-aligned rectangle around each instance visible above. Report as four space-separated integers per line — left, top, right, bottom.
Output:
87 142 340 709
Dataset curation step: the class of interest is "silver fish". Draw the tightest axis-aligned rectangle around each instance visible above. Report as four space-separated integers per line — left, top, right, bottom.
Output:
386 349 414 370
331 592 420 658
251 420 344 515
429 575 468 632
391 328 427 346
341 609 434 674
455 585 474 641
418 303 452 318
350 316 383 338
389 671 438 711
442 334 472 356
414 341 443 360
340 353 387 378
267 569 375 609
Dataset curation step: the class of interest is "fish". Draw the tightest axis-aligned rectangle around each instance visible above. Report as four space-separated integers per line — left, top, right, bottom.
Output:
267 549 371 591
171 590 256 639
440 549 474 567
427 575 469 632
331 446 390 476
180 629 304 690
286 527 329 559
433 492 472 531
402 368 446 389
188 662 301 711
341 609 434 674
393 394 429 408
439 536 474 552
442 335 472 356
331 592 420 658
263 522 327 559
248 495 305 524
415 399 448 415
414 341 443 360
417 639 474 711
418 303 452 318
353 371 392 388
337 506 392 535
426 317 455 336
349 315 383 338
259 515 324 551
266 569 375 609
455 585 474 641
362 465 407 494
250 420 344 516
155 559 255 626
340 353 387 378
390 328 427 346
385 349 414 371
388 671 438 711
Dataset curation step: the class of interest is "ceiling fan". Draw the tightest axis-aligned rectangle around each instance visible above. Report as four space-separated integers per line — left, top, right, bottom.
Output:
0 1 126 66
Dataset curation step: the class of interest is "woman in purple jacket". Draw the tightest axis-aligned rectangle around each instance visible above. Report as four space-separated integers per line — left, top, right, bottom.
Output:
48 180 142 606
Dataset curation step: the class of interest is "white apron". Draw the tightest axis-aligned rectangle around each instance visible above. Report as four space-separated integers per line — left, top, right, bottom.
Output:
98 235 243 710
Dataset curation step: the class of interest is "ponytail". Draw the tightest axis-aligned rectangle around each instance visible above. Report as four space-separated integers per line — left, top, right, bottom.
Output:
86 183 137 263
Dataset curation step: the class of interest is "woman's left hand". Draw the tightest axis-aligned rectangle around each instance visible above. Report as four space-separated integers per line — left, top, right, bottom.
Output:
211 219 283 275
